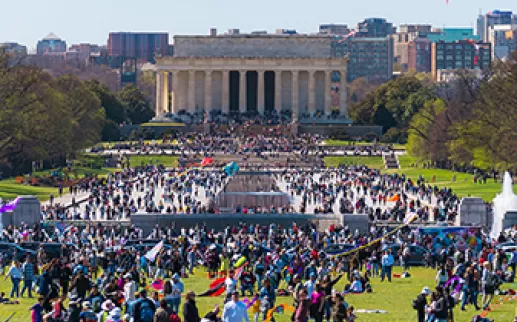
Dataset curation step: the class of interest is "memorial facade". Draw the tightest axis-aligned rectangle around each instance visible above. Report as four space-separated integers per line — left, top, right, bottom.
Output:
154 35 349 120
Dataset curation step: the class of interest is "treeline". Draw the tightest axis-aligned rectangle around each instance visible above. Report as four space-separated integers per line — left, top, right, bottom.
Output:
349 50 517 172
0 51 154 176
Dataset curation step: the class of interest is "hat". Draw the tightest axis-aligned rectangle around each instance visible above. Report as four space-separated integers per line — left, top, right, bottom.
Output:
109 308 122 318
310 272 316 278
82 301 92 309
173 273 180 280
102 299 115 311
232 290 239 295
124 273 132 279
421 287 431 295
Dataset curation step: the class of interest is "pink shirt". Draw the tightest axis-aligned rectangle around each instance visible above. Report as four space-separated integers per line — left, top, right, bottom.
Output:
311 291 323 304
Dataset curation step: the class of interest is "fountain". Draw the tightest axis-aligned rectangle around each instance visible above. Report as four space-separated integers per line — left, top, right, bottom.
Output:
491 172 517 238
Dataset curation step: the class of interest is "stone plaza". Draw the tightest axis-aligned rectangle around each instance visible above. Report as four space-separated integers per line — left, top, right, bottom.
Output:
154 35 349 120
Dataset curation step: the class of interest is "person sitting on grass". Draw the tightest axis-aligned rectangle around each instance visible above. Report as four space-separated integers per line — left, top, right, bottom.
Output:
0 291 19 304
344 277 363 294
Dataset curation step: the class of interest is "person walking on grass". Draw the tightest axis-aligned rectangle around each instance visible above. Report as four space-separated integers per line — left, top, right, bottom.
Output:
381 250 394 282
4 260 21 298
21 256 35 298
481 261 496 310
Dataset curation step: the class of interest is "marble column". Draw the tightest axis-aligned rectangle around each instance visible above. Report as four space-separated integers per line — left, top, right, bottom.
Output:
275 71 282 113
155 71 163 117
308 71 316 115
188 70 196 113
257 70 265 115
171 71 179 114
162 72 169 114
291 71 299 121
239 71 246 114
339 70 348 116
222 71 229 114
205 71 212 113
324 70 332 115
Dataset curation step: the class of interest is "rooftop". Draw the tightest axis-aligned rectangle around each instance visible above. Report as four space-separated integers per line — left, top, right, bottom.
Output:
43 32 61 41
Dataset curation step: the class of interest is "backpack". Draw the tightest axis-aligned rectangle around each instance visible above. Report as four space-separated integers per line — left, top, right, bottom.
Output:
412 298 419 310
170 312 182 322
139 299 155 322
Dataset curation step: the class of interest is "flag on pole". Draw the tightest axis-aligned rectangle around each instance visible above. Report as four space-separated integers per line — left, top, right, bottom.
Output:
144 241 164 262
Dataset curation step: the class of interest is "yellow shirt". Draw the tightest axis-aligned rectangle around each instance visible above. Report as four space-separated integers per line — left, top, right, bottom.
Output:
252 299 261 314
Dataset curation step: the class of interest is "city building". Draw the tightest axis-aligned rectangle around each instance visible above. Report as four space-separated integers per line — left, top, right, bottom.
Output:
68 43 101 61
1 42 27 57
276 29 297 35
477 10 517 42
394 24 432 71
107 32 170 63
36 33 67 55
154 34 348 119
408 36 432 72
488 24 517 59
319 24 349 35
431 40 491 81
356 18 395 37
332 36 393 82
426 28 480 42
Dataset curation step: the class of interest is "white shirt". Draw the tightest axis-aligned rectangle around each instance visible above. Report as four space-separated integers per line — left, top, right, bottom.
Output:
225 277 237 295
124 280 136 302
222 300 249 322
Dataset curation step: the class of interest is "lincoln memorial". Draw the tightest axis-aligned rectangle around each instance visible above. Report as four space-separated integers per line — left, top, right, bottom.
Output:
154 34 349 121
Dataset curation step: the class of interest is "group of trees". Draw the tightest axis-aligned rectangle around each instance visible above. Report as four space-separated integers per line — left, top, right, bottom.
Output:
349 50 517 172
348 73 435 143
0 51 154 176
408 52 517 171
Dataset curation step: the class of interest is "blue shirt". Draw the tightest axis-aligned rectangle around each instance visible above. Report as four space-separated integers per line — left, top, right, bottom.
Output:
222 301 249 322
381 254 394 267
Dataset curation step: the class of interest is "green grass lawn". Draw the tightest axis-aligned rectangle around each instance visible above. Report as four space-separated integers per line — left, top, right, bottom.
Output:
0 179 57 202
324 154 509 202
140 122 185 127
0 267 514 322
323 140 406 150
97 139 179 148
0 166 119 202
128 155 179 168
325 156 386 169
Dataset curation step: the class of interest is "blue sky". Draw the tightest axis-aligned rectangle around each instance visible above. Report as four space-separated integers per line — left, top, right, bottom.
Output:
2 0 516 50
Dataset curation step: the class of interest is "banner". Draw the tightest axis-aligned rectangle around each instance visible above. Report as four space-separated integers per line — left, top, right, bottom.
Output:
0 197 21 213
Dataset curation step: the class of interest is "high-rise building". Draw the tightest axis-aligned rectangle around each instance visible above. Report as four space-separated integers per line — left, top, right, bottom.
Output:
332 36 394 82
488 25 517 59
107 32 169 63
426 28 480 42
319 24 349 35
477 10 517 42
36 33 67 55
394 24 432 71
408 36 432 72
431 40 491 81
1 42 27 57
68 43 101 60
356 18 395 37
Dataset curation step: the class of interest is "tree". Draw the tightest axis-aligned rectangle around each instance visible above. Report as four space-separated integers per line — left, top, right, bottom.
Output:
449 53 517 171
86 80 126 124
56 75 105 151
119 84 155 124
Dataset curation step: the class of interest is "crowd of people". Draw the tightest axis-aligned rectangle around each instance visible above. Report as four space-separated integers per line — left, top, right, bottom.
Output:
0 217 515 322
2 132 516 322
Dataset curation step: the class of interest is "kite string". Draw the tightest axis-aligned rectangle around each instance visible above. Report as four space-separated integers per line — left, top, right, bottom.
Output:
330 218 415 259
